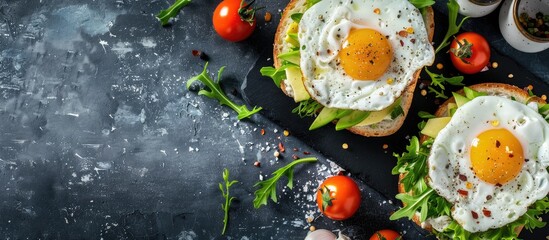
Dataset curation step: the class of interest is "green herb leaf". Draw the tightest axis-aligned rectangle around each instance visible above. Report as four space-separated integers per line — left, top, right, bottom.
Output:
390 188 434 220
253 157 317 208
418 111 437 119
306 0 321 8
187 63 262 120
260 61 297 87
291 13 303 23
156 0 192 26
435 0 469 54
425 67 464 99
409 0 435 9
292 99 323 118
220 168 238 235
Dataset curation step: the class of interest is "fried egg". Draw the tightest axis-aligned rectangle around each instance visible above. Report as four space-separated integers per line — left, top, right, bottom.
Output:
298 0 434 111
428 96 549 232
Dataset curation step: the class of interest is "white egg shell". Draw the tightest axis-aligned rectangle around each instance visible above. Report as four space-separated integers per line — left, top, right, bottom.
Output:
298 0 434 111
428 96 549 233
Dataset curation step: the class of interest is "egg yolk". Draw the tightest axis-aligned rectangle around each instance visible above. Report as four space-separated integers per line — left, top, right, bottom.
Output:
470 128 524 185
338 28 393 80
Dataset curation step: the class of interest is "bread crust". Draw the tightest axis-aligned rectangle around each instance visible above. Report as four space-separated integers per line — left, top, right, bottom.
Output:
397 83 543 236
272 1 435 137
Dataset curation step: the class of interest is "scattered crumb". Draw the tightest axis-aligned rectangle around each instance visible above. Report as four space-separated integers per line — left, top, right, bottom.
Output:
436 63 443 69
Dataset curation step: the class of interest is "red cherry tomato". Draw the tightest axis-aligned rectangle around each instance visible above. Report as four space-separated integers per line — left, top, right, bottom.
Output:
449 32 491 74
212 0 257 42
369 229 402 240
316 175 361 220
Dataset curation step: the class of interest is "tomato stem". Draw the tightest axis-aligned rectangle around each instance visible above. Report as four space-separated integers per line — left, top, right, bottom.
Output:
238 0 263 25
320 186 335 212
449 38 473 64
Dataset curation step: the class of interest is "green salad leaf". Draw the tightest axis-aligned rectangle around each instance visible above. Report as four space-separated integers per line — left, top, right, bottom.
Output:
156 0 191 26
409 0 435 9
253 157 317 208
187 63 262 120
219 168 238 235
435 0 469 54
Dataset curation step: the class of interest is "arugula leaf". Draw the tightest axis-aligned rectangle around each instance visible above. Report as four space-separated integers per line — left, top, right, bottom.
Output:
435 0 469 54
260 61 298 87
253 157 317 208
187 63 262 120
390 188 435 221
219 168 238 235
409 0 435 9
425 67 464 99
292 99 323 118
156 0 191 26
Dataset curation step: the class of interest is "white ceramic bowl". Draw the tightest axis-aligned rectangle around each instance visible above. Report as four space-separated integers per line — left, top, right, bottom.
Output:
499 0 549 53
456 0 502 17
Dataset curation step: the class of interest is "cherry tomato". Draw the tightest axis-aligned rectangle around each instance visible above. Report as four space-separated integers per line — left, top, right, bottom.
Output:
449 32 491 74
212 0 257 42
369 229 402 240
316 175 361 220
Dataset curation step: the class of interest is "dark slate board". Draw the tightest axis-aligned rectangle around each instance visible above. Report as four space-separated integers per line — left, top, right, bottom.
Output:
243 2 549 239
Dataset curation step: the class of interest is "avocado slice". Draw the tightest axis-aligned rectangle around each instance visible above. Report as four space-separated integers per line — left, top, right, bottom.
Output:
335 111 371 131
309 108 352 130
285 22 299 47
421 117 452 138
354 98 401 127
452 92 470 108
285 67 310 102
446 103 457 117
278 50 300 65
463 87 486 99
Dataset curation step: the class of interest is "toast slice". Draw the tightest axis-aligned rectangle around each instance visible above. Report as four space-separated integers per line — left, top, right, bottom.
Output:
272 0 435 137
397 83 546 236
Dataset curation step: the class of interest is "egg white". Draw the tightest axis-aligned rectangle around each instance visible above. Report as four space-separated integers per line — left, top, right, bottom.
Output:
428 96 549 232
298 0 434 111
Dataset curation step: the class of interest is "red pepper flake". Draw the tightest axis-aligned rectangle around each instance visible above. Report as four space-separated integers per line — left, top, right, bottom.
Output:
292 154 299 160
482 208 492 217
303 151 311 155
471 211 479 219
457 189 468 197
260 128 265 135
459 174 467 181
264 12 272 22
400 40 404 46
191 50 209 61
278 142 285 153
254 161 261 167
398 30 408 37
486 195 493 201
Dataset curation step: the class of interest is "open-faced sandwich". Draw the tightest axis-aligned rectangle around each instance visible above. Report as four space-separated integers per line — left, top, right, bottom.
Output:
261 0 436 136
391 83 549 239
